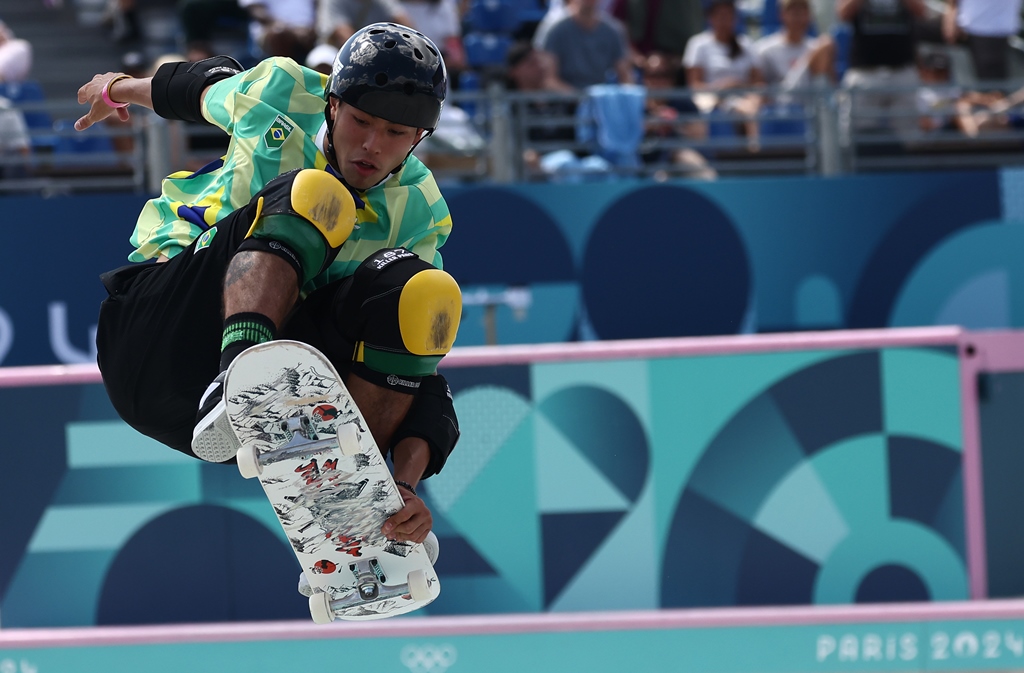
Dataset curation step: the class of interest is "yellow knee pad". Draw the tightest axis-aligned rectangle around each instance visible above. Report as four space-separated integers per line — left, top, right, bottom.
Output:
247 169 357 283
398 268 462 358
288 169 356 249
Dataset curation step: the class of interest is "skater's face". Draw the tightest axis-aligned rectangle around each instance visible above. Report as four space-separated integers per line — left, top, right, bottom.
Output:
328 99 425 190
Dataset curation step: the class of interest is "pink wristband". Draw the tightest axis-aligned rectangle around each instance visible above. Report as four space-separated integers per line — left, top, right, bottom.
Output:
102 75 130 109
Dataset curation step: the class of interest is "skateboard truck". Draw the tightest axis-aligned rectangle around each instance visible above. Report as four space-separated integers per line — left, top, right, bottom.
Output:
308 559 432 624
237 417 363 479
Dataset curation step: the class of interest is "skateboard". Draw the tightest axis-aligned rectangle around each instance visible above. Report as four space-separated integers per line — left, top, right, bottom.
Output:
223 339 440 622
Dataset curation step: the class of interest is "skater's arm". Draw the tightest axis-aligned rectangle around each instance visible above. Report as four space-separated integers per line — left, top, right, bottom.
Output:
392 437 432 492
383 437 433 543
75 55 242 131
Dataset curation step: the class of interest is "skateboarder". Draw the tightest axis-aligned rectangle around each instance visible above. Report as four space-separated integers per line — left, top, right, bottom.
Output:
75 23 461 548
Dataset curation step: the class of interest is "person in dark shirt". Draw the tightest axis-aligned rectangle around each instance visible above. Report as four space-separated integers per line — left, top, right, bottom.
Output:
837 0 926 136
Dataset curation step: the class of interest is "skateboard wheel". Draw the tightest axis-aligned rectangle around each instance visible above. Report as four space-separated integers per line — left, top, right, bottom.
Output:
407 569 431 602
236 444 262 479
309 591 335 624
336 423 361 457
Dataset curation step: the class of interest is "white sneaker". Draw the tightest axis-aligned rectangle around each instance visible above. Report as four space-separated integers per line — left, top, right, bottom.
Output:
295 531 439 597
191 372 239 463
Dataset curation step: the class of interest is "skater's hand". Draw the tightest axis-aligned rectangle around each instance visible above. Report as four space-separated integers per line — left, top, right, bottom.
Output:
382 484 432 544
75 73 132 131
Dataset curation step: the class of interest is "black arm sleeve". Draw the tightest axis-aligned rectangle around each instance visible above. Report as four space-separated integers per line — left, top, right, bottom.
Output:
390 373 460 479
151 55 243 123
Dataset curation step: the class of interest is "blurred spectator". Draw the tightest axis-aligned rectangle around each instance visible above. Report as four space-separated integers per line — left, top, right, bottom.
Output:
753 0 815 86
533 0 616 48
178 0 249 59
539 0 634 90
305 42 337 74
943 0 1023 81
105 0 141 44
504 41 577 171
949 77 1024 137
239 0 317 62
317 0 413 47
754 0 836 109
913 48 1010 139
683 0 762 146
610 0 704 68
0 94 29 179
915 50 962 133
506 40 562 92
837 0 926 136
639 51 716 178
0 20 32 83
401 0 466 72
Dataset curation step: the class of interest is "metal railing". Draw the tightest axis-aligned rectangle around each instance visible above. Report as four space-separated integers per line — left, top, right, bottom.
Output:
2 81 1024 195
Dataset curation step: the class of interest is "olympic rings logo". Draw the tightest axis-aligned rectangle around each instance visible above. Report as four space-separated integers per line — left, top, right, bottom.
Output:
400 644 458 673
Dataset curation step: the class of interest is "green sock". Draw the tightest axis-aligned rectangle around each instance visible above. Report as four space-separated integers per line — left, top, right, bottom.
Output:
220 312 276 371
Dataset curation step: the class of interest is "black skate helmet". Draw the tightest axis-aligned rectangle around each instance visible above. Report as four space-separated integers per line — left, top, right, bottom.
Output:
327 23 447 132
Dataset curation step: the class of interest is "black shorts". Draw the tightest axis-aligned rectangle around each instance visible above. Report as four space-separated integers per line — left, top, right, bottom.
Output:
97 185 437 457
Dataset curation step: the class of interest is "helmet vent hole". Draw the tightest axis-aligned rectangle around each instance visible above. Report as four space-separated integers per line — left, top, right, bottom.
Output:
426 44 438 56
369 28 385 34
402 33 411 38
414 48 423 60
403 82 417 95
384 39 397 48
375 72 389 85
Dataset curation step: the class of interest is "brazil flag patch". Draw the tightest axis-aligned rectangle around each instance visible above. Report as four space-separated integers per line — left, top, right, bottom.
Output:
194 226 217 253
264 115 294 149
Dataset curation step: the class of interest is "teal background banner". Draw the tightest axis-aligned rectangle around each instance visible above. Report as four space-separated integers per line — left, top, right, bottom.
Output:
0 343 967 627
2 168 1024 363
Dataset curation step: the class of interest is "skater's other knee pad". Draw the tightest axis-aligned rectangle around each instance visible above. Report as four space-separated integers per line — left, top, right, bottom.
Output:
343 249 462 383
241 169 356 284
397 268 461 357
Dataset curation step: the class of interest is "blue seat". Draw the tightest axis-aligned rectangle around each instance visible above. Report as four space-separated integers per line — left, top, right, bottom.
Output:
468 0 521 33
759 103 807 137
52 118 116 158
0 80 56 149
464 32 512 68
457 70 481 116
832 23 852 80
503 0 546 24
760 0 780 36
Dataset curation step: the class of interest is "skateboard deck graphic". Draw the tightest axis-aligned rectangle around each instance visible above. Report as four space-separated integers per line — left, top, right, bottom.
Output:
224 340 440 622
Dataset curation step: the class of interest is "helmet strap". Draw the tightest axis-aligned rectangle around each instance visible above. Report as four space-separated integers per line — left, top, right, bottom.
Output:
324 101 340 169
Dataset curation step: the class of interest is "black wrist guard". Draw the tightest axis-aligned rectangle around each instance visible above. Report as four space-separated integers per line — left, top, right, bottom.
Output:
391 374 459 479
152 55 243 123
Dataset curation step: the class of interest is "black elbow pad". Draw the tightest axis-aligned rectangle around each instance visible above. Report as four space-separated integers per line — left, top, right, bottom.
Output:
152 55 243 123
391 373 460 479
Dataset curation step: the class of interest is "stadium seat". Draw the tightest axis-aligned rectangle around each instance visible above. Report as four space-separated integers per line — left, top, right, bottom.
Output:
760 103 807 137
832 23 852 81
464 32 512 68
0 80 56 150
52 118 116 157
468 0 521 34
503 0 546 25
760 0 780 36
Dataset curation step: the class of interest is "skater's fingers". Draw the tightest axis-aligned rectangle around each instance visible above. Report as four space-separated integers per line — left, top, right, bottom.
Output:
383 500 432 541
